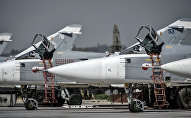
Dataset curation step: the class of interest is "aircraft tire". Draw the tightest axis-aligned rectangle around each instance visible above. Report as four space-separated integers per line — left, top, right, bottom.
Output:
25 98 38 110
177 88 191 109
176 92 184 108
67 94 82 105
129 99 144 112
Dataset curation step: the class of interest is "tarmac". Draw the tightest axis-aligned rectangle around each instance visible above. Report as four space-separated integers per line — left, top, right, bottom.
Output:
0 101 191 118
0 106 191 118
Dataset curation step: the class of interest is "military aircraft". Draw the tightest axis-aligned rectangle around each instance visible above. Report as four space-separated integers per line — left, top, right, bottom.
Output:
48 19 191 84
48 19 191 111
0 25 107 109
0 24 124 109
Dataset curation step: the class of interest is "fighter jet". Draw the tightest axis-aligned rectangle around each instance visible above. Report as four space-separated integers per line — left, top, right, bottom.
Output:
0 24 107 108
0 25 106 85
48 19 191 84
48 19 191 111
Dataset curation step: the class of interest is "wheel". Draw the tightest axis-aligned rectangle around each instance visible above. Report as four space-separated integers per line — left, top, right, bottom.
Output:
25 98 38 110
177 88 191 109
67 94 82 105
176 92 184 108
129 99 144 112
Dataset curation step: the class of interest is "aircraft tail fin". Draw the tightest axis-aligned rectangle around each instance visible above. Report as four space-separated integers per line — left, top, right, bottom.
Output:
120 18 191 55
111 24 122 53
48 24 82 52
0 33 12 55
157 18 191 44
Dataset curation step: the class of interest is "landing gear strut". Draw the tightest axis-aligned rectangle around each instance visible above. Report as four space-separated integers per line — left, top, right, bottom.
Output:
125 84 144 112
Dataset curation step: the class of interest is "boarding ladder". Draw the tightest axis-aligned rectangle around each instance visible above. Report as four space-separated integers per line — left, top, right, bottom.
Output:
150 54 168 108
135 25 169 108
31 34 57 104
43 59 57 104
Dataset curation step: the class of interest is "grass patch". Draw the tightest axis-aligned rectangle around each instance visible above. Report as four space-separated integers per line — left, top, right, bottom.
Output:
95 94 111 101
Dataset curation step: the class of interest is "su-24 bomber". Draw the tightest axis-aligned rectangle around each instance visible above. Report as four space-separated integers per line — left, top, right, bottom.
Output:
48 18 191 112
0 24 109 108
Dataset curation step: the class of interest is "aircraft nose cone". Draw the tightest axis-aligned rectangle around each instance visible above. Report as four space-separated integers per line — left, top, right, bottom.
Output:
161 58 191 77
48 63 76 79
161 62 178 72
48 59 103 82
48 66 62 76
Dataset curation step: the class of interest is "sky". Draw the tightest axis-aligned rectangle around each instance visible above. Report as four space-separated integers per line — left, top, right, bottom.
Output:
0 0 191 53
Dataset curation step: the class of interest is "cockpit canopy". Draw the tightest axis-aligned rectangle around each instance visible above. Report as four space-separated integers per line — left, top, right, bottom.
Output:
135 25 164 55
32 34 56 60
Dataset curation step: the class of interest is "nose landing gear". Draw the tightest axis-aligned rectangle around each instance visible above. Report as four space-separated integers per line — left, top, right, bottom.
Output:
25 98 38 110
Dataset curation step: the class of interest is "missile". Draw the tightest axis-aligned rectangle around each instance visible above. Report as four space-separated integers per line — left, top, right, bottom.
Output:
161 58 191 78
